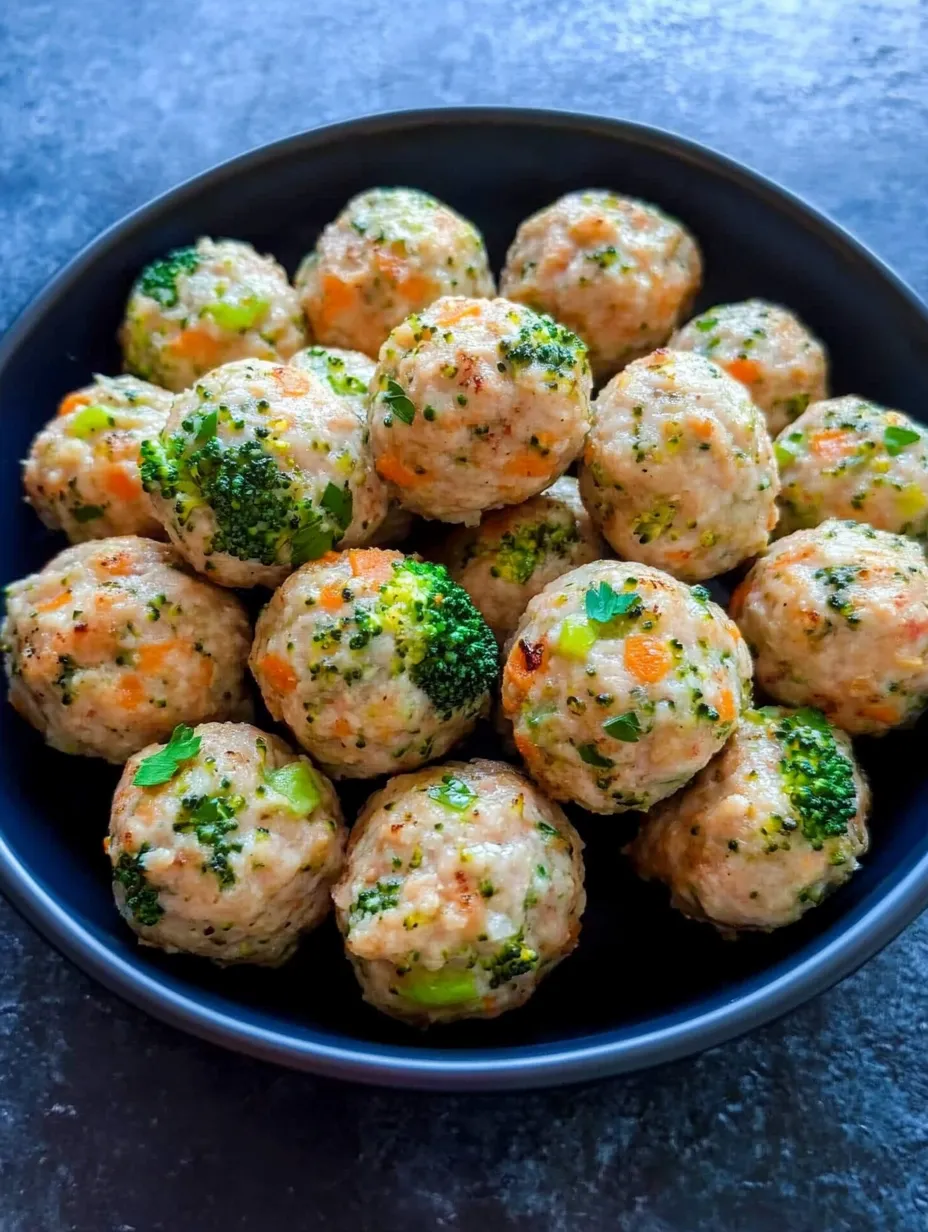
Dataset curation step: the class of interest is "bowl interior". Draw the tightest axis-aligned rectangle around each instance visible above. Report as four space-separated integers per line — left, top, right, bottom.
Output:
3 111 928 1083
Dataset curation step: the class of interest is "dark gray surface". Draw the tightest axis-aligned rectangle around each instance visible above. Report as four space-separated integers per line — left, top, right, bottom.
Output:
2 1 928 1228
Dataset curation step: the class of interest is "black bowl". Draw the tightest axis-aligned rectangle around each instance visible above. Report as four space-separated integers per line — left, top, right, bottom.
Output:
2 108 928 1091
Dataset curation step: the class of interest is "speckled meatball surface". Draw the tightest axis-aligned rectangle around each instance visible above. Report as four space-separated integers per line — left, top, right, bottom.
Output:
250 548 498 779
332 759 585 1025
441 477 607 643
579 349 779 582
502 560 753 813
627 706 869 933
370 297 592 524
295 187 495 359
775 396 928 539
140 358 388 588
731 519 928 735
499 190 702 379
670 299 828 436
120 237 306 391
24 374 173 542
2 537 252 762
109 722 345 965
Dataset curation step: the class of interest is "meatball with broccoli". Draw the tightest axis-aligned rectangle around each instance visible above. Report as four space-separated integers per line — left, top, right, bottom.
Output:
250 548 498 779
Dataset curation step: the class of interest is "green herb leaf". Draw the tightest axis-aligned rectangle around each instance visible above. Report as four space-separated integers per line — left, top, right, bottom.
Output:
133 724 201 787
694 315 718 333
194 409 218 444
584 581 641 624
382 379 416 424
73 504 106 523
578 743 615 768
328 371 368 397
884 424 921 456
427 774 476 811
290 519 335 566
321 481 353 531
603 712 641 743
264 761 323 814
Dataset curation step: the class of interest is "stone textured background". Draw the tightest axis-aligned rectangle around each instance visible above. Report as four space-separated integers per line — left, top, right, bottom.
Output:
2 1 928 1228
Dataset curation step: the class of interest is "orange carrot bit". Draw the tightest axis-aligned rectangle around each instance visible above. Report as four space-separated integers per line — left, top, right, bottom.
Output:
376 453 425 487
859 702 900 726
104 464 142 502
717 688 737 724
319 274 357 322
318 583 346 612
725 357 762 385
504 637 549 693
136 641 181 674
116 673 146 710
57 390 93 417
273 366 311 397
168 326 224 367
809 428 856 464
348 547 403 581
435 301 482 327
569 214 612 245
623 635 671 684
728 576 753 618
36 590 72 614
398 273 433 302
259 653 298 695
332 716 351 739
503 452 552 479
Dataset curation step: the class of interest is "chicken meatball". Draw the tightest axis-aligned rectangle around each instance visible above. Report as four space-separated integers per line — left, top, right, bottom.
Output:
502 561 752 813
250 549 498 779
441 477 607 643
370 297 592 524
626 706 869 933
775 396 928 539
332 759 585 1025
731 519 928 735
2 537 251 762
120 237 306 392
579 349 779 581
670 300 828 436
140 358 388 588
499 190 702 379
23 374 173 542
109 722 345 964
295 187 495 359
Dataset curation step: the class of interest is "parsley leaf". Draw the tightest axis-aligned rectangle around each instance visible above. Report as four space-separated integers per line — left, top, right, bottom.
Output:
382 379 416 425
321 481 353 531
428 774 476 811
290 519 335 566
694 315 718 333
584 582 641 624
884 425 921 456
577 743 615 768
194 409 218 444
603 712 641 743
133 724 201 787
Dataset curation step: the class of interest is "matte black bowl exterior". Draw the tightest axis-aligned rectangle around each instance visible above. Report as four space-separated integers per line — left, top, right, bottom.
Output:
2 109 928 1092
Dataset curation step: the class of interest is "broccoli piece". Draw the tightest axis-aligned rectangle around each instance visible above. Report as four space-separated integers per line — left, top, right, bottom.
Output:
350 878 402 921
378 559 498 714
499 312 588 377
113 844 164 927
299 347 368 398
174 793 244 889
774 708 858 848
137 246 200 308
485 936 538 988
486 518 580 585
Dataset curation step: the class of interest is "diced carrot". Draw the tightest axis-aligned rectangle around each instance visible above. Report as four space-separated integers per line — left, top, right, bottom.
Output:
376 453 425 487
104 464 141 502
319 274 357 323
717 688 736 723
503 453 552 479
259 653 298 695
136 641 180 674
332 716 351 739
398 273 433 301
809 428 856 464
348 548 402 581
36 590 72 614
435 301 481 327
273 366 311 397
728 576 752 618
57 391 92 417
690 418 715 441
168 326 225 368
318 583 346 612
116 673 146 710
725 357 761 385
569 215 612 244
100 550 136 577
512 729 535 760
504 638 549 693
624 635 671 683
776 542 817 566
859 702 899 725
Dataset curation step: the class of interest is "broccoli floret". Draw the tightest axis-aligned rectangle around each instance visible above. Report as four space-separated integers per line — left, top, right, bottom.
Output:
499 312 588 377
174 793 244 889
350 878 402 921
485 936 538 988
485 518 580 585
140 414 350 567
378 559 498 714
113 844 164 927
137 246 200 308
774 708 858 848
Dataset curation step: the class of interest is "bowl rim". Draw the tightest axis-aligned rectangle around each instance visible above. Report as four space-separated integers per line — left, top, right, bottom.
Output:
3 104 928 1091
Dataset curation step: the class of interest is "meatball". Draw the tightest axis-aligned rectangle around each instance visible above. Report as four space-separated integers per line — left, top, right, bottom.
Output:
670 300 828 436
369 297 592 524
2 537 252 762
250 549 498 779
441 477 607 643
109 722 346 964
775 396 928 539
295 187 495 359
332 759 585 1025
120 237 306 392
502 560 752 813
140 358 388 588
499 190 702 379
23 374 173 542
731 519 928 734
626 707 869 933
579 349 779 581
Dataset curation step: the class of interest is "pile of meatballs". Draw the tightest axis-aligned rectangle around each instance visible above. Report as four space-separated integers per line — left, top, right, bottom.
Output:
6 185 927 1028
